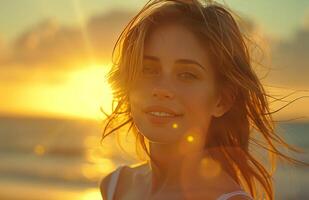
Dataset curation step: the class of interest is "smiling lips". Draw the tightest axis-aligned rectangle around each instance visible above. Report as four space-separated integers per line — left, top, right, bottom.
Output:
143 105 183 124
143 105 183 116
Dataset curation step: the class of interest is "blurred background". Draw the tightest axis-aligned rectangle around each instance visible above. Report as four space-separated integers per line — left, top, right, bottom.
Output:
0 0 308 199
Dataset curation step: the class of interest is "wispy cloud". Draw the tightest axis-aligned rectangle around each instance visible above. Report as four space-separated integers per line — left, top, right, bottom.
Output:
270 26 309 88
0 10 134 70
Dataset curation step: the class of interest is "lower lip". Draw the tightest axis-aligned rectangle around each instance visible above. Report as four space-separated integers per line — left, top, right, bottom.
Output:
145 113 182 125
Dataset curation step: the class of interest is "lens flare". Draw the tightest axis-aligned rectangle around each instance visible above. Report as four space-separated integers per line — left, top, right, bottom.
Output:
34 144 45 156
172 122 178 129
186 135 194 142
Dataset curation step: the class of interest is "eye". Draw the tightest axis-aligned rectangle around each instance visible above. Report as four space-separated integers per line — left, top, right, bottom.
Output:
142 65 159 75
178 72 198 79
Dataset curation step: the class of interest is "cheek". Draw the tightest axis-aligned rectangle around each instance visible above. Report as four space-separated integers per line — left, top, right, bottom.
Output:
129 89 142 116
181 86 216 128
129 86 147 127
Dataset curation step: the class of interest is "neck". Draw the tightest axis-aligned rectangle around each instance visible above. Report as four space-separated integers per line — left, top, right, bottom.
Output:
147 135 210 196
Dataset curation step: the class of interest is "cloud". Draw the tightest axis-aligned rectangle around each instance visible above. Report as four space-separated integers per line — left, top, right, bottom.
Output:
0 10 263 71
0 35 9 62
268 26 309 88
86 10 134 59
9 19 87 68
0 10 134 70
234 14 309 89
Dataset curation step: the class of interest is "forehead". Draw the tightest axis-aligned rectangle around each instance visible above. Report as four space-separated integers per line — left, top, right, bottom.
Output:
143 23 210 65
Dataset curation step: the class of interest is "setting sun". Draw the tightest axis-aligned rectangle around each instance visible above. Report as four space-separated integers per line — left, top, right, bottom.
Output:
0 63 113 120
60 64 113 119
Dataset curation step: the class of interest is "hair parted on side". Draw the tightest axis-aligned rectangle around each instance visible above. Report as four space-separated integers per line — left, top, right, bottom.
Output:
100 0 309 199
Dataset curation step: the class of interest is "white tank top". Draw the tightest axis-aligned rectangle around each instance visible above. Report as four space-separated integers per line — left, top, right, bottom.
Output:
105 165 254 200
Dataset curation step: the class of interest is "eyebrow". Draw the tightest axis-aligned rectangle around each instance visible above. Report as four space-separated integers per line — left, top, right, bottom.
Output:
143 55 207 71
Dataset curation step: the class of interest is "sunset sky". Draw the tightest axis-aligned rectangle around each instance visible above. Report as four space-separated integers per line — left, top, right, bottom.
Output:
0 0 308 121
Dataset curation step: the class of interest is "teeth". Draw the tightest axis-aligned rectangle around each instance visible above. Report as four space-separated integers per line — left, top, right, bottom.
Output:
149 111 175 117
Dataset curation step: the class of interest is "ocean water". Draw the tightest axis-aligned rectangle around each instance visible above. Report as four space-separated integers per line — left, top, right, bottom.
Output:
0 115 137 200
0 115 307 200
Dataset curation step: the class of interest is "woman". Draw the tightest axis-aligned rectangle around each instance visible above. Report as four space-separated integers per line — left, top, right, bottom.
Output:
99 0 308 199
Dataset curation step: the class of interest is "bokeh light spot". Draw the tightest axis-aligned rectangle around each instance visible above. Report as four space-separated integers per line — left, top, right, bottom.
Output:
34 144 45 156
172 122 178 129
186 135 194 142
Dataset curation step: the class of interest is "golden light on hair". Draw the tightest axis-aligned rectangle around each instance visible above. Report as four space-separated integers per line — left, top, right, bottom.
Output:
199 157 221 179
34 144 45 156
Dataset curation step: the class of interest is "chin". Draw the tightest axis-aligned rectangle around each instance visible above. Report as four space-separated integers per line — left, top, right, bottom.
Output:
133 115 186 143
146 135 174 144
141 128 183 144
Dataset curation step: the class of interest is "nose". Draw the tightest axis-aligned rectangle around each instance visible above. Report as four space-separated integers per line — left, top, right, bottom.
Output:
152 87 175 99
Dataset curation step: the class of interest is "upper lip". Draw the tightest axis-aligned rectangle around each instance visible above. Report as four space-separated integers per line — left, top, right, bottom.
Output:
143 105 183 116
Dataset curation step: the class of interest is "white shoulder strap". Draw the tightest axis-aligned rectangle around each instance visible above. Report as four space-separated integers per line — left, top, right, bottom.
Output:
217 190 253 200
107 166 124 200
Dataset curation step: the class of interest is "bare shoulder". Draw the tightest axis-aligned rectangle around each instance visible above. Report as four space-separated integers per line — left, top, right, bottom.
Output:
99 169 114 200
99 162 148 199
99 166 124 200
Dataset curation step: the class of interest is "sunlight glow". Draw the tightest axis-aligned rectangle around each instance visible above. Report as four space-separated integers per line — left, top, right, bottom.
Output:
0 63 113 120
81 158 114 181
63 64 113 119
80 188 101 200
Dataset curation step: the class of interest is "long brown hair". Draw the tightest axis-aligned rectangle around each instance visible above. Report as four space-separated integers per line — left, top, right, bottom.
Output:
101 0 308 199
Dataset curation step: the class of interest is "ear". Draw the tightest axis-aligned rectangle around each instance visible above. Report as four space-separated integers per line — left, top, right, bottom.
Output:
212 89 236 118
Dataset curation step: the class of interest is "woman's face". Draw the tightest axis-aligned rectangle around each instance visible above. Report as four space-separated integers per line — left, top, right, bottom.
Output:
129 23 225 146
